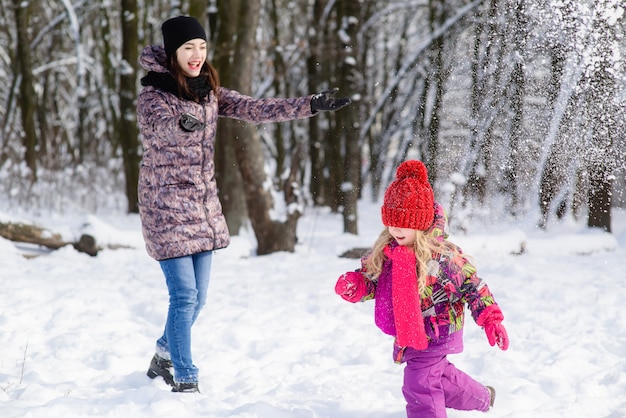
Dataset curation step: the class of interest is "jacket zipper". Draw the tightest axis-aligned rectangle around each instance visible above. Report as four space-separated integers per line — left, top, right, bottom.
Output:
199 101 217 247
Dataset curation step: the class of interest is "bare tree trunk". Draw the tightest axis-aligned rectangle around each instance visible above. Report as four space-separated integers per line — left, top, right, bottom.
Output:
303 2 344 212
188 0 206 23
584 12 620 233
537 116 575 229
214 0 247 235
100 5 121 167
14 0 38 180
587 167 612 232
269 0 287 180
307 0 326 206
120 0 140 213
324 6 343 213
537 39 568 229
229 0 301 255
425 0 445 182
506 0 528 217
337 0 360 234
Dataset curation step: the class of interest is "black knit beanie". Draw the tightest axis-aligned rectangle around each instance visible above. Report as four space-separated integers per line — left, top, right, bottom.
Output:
162 16 207 59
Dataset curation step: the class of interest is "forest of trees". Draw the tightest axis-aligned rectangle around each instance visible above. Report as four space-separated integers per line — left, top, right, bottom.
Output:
0 0 624 254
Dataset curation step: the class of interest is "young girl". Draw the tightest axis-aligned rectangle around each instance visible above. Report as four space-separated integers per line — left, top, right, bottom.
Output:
335 160 508 417
138 15 350 393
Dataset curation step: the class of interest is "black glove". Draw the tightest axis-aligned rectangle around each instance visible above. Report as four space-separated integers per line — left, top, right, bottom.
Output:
179 113 205 132
310 88 351 113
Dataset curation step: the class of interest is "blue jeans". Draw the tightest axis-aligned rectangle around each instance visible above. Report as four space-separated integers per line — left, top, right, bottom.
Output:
156 251 213 383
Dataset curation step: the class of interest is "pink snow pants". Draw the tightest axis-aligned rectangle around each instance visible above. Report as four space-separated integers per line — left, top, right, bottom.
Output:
401 351 490 417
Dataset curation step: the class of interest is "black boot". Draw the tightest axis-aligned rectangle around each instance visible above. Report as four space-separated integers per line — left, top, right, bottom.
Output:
171 382 200 393
147 354 174 386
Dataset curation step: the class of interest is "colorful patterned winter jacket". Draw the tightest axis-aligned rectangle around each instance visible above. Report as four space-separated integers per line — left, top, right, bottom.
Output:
360 202 498 355
136 45 316 260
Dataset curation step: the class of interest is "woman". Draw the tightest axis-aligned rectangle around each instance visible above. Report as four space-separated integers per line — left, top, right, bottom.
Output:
137 15 350 393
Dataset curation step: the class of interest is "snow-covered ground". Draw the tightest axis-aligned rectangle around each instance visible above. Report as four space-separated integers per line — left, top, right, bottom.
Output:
1 200 625 418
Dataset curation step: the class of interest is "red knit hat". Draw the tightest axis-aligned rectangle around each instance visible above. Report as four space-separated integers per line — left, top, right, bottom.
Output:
381 160 435 230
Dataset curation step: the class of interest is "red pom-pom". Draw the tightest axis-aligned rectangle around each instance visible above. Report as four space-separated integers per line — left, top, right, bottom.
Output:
396 160 428 182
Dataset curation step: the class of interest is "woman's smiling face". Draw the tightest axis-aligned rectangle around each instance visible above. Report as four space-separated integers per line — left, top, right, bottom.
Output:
176 39 207 77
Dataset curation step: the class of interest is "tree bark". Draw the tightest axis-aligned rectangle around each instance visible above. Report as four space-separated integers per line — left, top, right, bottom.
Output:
228 0 301 255
0 221 110 256
337 0 360 234
188 0 206 23
506 0 528 217
0 221 65 250
425 0 445 181
584 10 620 233
307 0 326 206
120 0 141 213
214 0 248 235
587 167 612 232
14 0 38 180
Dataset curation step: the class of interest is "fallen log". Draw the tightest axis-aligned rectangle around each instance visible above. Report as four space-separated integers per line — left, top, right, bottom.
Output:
339 247 371 259
0 221 99 256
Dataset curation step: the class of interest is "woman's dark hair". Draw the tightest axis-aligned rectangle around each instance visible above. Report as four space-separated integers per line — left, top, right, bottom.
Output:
167 54 220 102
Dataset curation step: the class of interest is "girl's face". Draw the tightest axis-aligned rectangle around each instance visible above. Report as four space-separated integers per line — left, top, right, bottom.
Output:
388 226 417 247
175 39 207 77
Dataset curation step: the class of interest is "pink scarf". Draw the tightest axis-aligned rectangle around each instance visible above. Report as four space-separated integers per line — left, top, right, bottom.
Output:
385 245 428 350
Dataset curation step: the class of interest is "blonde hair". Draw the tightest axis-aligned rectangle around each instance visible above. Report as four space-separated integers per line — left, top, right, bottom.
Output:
363 228 462 295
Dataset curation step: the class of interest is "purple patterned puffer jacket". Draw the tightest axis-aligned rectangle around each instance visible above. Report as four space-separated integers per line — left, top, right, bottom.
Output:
136 45 315 260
